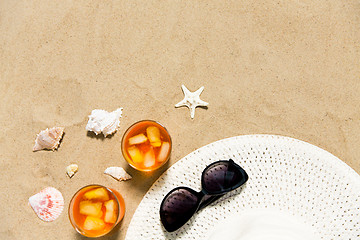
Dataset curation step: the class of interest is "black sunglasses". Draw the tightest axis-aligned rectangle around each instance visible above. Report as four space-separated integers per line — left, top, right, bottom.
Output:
160 159 248 232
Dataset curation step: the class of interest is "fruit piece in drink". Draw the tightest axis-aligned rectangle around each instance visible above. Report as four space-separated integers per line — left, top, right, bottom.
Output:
79 201 103 218
128 133 147 145
146 126 161 147
83 187 109 201
83 216 105 231
128 146 143 163
104 200 117 223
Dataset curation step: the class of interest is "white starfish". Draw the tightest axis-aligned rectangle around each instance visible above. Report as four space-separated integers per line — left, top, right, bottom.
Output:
175 85 209 119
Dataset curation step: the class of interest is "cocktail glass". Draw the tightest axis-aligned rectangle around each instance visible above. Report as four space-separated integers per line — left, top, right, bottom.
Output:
121 120 172 172
69 185 125 238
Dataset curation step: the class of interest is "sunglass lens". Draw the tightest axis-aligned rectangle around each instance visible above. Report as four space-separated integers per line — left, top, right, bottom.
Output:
202 160 248 194
160 187 201 232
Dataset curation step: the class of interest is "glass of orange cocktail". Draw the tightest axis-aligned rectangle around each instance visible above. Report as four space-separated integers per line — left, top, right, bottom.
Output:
121 120 172 172
69 185 125 238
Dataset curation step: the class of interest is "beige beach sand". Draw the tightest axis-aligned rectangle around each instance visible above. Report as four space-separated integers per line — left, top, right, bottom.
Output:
0 1 359 239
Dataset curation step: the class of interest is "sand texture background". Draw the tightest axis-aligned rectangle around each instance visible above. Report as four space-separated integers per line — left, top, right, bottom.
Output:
0 1 359 239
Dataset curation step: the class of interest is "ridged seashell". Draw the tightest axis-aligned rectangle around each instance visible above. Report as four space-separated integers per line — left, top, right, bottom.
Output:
66 164 78 178
104 167 132 181
33 127 65 152
85 108 123 137
28 187 64 222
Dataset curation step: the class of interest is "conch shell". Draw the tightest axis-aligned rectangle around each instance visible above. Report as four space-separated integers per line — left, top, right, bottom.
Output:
85 108 123 137
33 127 64 152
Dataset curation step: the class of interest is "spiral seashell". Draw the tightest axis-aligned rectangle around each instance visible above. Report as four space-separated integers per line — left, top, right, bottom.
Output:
33 127 64 152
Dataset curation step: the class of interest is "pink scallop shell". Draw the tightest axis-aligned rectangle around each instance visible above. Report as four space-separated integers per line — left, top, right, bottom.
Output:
28 187 64 222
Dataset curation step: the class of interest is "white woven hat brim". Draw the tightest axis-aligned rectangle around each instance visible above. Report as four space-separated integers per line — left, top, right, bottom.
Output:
125 135 360 240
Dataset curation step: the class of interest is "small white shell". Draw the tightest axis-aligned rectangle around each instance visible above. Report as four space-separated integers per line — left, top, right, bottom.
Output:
66 164 78 178
33 127 65 152
104 167 132 181
28 187 64 222
85 108 123 137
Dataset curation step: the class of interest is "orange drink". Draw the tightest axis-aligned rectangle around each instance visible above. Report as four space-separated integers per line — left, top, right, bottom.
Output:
69 185 125 238
121 120 171 171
